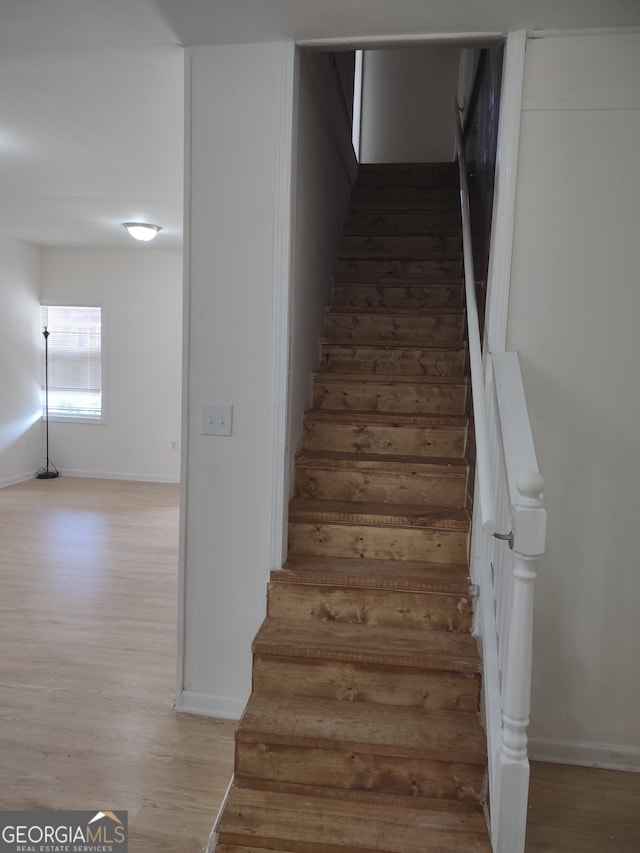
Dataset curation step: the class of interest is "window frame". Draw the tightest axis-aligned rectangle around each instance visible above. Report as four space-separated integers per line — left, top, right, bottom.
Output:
40 302 106 425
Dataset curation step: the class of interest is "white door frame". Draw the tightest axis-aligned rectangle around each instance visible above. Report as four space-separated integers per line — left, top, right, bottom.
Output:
267 27 527 588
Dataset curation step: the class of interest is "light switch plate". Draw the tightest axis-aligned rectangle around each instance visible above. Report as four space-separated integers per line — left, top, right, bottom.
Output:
202 404 233 436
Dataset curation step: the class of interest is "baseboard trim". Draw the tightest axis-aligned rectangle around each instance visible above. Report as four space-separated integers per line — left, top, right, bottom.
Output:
174 690 245 721
529 737 640 772
0 471 39 489
57 469 180 484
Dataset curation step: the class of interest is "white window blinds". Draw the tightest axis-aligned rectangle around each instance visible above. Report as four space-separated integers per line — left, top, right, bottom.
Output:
40 305 102 419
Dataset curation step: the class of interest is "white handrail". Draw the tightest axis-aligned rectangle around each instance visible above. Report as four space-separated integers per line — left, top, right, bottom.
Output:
492 352 539 506
454 105 498 536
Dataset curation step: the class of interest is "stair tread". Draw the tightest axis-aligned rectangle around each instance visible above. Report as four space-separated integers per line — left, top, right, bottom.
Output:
322 337 467 349
279 555 470 593
326 306 464 316
217 786 491 852
344 229 463 238
289 498 469 530
238 692 485 761
253 617 481 673
305 409 467 426
334 278 464 286
357 162 458 171
350 201 461 213
313 371 469 385
339 252 463 261
226 779 480 813
296 450 468 472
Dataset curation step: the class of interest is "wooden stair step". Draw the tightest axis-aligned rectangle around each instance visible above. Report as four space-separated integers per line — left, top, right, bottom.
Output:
224 779 482 813
302 411 467 459
334 278 464 287
253 617 481 712
287 500 470 565
326 306 465 315
288 517 468 564
253 618 481 673
320 340 468 377
331 281 464 309
312 372 468 415
345 209 462 235
267 580 472 632
216 786 492 852
295 451 467 508
350 185 460 210
279 554 471 594
334 258 463 282
295 449 468 471
289 499 469 530
235 694 486 801
324 307 465 342
253 656 481 714
237 693 486 761
321 339 467 353
340 234 462 258
303 408 467 425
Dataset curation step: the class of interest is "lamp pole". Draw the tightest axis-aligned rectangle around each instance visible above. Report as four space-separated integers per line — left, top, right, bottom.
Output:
37 326 59 480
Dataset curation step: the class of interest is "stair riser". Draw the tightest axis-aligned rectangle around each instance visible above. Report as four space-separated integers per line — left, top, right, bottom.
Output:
332 283 464 309
236 743 484 804
351 186 459 209
312 379 468 415
345 210 462 235
335 259 463 282
216 846 281 853
320 345 467 377
216 846 291 853
288 522 468 565
295 467 467 508
267 584 472 632
252 656 481 712
303 422 466 458
340 235 462 258
217 821 491 853
324 313 464 342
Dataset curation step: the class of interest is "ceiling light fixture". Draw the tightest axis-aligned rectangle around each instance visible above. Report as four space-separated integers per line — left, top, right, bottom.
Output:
123 222 161 242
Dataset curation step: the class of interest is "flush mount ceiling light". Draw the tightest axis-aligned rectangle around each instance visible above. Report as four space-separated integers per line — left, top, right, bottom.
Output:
123 222 161 242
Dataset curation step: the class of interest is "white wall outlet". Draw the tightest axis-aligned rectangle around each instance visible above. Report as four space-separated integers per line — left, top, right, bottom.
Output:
202 404 233 436
170 440 179 452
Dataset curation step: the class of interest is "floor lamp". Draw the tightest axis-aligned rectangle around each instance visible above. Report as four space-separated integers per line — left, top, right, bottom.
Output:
37 326 59 480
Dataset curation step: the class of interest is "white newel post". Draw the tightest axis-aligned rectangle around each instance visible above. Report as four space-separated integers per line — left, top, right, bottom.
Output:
494 471 546 853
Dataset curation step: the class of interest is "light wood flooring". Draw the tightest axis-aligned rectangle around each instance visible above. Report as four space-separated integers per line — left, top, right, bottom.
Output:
0 477 235 852
0 477 638 851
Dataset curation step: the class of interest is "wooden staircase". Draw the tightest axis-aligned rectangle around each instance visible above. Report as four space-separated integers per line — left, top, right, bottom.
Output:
215 163 491 852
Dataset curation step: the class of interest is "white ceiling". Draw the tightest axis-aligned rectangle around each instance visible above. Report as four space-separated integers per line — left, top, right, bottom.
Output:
0 0 638 250
0 0 183 249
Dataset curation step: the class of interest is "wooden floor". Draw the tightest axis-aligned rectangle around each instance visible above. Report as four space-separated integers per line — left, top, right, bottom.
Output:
527 762 640 852
0 477 235 853
0 477 638 851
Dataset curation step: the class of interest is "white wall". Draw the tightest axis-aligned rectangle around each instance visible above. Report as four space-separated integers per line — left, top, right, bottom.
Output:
360 47 460 163
178 43 285 717
40 249 182 482
0 235 42 486
287 49 356 482
508 33 640 769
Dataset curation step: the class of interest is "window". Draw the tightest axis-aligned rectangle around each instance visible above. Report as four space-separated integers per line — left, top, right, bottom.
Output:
40 305 102 420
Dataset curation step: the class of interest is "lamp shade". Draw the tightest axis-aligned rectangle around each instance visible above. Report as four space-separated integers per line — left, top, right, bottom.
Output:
123 222 161 242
